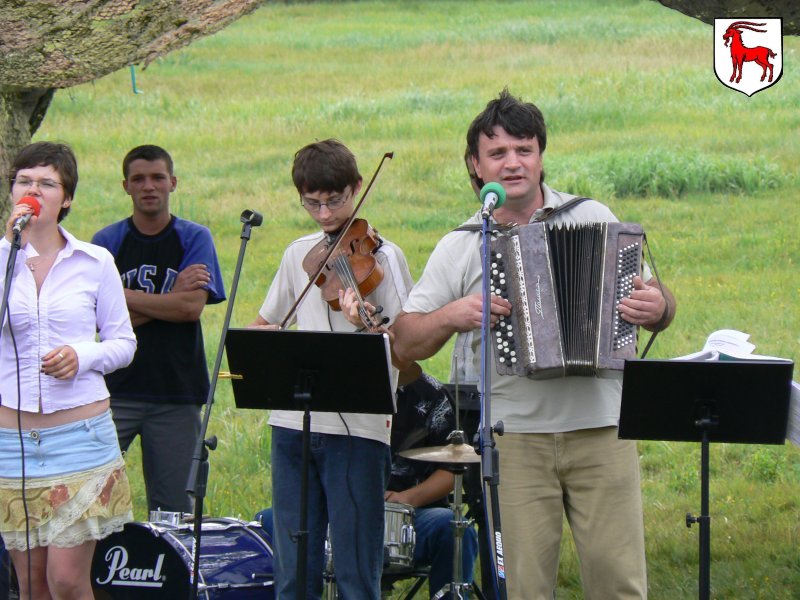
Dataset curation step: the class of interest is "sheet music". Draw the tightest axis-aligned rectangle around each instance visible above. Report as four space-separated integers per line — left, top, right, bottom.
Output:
702 329 756 356
675 329 789 362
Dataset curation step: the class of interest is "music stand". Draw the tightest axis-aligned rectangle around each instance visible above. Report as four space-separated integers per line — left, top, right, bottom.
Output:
619 358 794 600
225 328 395 600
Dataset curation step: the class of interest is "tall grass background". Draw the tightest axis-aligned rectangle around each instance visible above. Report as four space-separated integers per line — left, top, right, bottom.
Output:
33 1 799 597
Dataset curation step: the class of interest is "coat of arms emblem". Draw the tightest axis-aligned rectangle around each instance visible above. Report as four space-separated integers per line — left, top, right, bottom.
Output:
714 18 783 96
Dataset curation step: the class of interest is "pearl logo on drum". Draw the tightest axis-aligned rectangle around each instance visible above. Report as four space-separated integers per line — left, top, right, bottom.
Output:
95 546 167 588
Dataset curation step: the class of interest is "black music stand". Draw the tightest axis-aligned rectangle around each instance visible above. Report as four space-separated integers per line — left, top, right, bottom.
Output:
619 358 794 600
225 328 395 600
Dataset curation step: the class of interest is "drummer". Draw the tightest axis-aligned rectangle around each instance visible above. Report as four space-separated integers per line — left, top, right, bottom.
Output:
387 366 479 599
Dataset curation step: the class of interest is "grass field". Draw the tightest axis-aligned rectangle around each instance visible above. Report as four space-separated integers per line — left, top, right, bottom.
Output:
32 1 800 597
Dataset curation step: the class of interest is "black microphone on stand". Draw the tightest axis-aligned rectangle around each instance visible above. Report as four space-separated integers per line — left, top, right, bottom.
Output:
480 182 506 218
186 207 262 600
240 209 263 226
12 196 42 234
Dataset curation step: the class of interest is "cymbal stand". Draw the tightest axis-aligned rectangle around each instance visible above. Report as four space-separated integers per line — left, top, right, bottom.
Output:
322 526 338 599
432 433 486 600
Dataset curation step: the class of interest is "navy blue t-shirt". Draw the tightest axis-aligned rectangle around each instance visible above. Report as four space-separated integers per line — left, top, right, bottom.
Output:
92 216 225 405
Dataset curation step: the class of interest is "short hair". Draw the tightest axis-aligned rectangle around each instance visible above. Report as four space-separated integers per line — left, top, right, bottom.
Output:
466 89 548 186
10 141 78 222
292 139 361 194
122 145 174 179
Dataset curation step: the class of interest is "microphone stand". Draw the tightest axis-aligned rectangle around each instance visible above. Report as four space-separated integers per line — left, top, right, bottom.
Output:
186 209 262 600
478 208 508 600
0 232 24 342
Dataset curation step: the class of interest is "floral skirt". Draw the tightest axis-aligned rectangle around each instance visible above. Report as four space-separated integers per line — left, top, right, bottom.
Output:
0 410 133 550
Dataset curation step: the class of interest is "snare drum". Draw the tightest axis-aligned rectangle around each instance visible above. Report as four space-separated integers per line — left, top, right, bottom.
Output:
382 501 416 573
91 517 274 599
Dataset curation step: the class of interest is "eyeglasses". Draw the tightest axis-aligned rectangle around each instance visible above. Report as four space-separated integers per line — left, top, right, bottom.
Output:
301 191 350 213
12 176 63 191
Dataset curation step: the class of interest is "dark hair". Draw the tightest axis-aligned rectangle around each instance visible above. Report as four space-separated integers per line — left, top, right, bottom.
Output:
466 89 547 186
10 141 78 222
292 139 361 194
122 145 174 179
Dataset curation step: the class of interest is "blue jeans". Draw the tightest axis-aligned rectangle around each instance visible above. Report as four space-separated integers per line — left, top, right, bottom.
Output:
257 507 479 600
271 426 391 600
413 507 478 599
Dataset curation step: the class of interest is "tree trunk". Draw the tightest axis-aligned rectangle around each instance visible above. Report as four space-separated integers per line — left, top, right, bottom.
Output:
0 88 54 220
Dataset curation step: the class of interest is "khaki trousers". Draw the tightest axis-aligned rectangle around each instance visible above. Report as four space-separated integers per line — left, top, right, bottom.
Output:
495 427 647 600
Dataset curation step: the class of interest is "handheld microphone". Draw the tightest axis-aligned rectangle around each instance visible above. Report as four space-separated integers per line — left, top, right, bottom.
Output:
12 196 42 234
480 182 506 218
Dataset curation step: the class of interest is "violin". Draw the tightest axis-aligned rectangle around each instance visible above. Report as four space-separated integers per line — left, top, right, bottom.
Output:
279 152 394 330
302 217 384 316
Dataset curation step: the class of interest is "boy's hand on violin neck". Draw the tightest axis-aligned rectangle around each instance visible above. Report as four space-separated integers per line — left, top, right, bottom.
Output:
339 287 377 327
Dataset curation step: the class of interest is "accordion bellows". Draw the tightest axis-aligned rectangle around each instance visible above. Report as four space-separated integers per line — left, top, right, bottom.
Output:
490 221 643 379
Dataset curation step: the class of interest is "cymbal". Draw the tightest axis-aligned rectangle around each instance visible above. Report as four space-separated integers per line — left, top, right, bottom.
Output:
399 443 480 464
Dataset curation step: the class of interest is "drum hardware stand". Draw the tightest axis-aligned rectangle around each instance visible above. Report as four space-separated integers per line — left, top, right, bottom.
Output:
186 209 263 600
322 531 337 600
433 432 488 600
478 185 508 600
618 358 793 600
399 431 487 600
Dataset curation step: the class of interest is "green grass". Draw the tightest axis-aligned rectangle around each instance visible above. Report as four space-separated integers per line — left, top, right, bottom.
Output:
33 0 800 597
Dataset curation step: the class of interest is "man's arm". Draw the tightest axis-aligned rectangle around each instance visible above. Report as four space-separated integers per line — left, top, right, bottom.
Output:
125 263 212 326
384 469 455 508
248 314 280 329
392 294 512 363
125 288 209 324
617 276 677 332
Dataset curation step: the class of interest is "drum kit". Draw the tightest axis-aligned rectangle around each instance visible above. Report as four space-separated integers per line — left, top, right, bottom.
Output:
87 432 483 599
91 515 275 599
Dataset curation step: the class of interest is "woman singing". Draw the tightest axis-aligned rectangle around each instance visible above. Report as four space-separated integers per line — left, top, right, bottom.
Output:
0 142 136 599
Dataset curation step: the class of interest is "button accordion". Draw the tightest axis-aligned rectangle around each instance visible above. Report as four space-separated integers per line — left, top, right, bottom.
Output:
490 221 643 379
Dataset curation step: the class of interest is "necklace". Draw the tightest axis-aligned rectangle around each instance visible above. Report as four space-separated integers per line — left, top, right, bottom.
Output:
25 253 57 272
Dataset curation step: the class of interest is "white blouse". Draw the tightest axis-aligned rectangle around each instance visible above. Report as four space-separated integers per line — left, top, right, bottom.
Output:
0 227 136 413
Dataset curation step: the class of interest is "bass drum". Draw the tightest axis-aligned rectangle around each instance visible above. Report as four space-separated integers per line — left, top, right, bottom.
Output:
91 517 274 599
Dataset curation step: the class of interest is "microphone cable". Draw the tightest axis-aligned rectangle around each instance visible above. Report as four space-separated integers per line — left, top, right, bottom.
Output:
6 313 33 600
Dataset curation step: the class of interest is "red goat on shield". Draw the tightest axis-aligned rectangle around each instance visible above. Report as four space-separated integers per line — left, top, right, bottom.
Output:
722 21 777 83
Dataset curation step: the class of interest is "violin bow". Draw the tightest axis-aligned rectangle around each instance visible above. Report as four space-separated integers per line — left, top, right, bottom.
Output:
278 152 394 329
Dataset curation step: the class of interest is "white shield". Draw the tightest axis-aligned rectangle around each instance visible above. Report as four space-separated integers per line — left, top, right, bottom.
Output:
714 18 783 96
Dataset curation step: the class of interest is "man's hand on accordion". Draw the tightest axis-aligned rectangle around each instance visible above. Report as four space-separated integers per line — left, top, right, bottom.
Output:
448 293 513 332
617 276 676 332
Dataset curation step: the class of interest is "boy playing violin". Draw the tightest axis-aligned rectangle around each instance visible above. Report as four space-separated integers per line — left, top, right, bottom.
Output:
249 139 414 599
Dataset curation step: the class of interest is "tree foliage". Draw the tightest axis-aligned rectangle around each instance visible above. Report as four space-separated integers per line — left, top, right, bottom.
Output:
0 0 262 215
655 0 799 35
